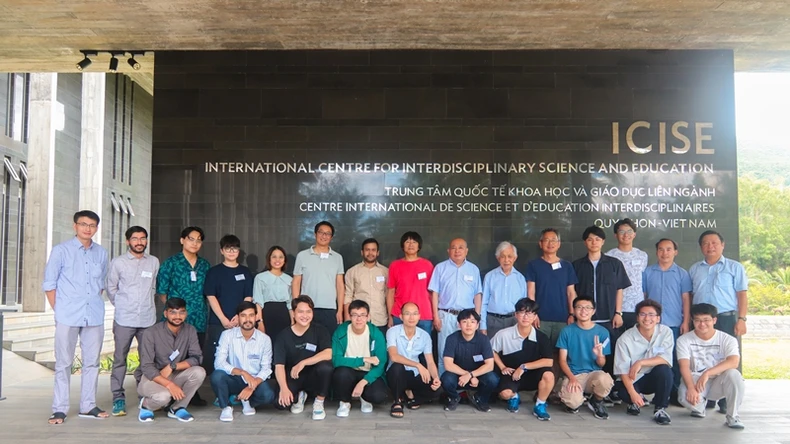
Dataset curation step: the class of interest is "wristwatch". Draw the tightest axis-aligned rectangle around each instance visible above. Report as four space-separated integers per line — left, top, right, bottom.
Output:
614 311 623 316
170 361 177 371
521 364 528 372
738 316 747 322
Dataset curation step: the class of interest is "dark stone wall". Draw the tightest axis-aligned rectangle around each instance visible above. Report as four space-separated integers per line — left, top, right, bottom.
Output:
152 50 737 273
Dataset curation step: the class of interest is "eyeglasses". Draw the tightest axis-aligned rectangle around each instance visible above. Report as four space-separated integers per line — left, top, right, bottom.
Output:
317 231 333 237
130 237 147 242
76 222 98 229
574 305 595 311
638 312 658 318
540 238 559 244
186 236 203 244
693 317 715 324
166 309 187 316
617 230 635 236
515 310 537 318
401 311 419 317
350 313 368 319
223 247 240 253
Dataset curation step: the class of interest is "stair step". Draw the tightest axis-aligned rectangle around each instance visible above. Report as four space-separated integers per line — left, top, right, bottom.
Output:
14 336 119 363
3 318 115 339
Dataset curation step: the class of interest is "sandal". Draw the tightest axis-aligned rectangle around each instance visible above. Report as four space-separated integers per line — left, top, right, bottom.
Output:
48 412 66 425
78 407 109 419
406 398 421 410
390 401 404 418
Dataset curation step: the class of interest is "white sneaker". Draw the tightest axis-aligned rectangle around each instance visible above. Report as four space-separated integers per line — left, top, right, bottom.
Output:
336 401 351 417
312 400 326 420
360 397 373 413
726 415 745 429
219 406 234 422
290 391 307 414
241 400 256 416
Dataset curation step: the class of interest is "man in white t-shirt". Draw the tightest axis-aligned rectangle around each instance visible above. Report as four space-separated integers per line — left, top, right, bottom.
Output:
606 218 648 331
676 303 745 429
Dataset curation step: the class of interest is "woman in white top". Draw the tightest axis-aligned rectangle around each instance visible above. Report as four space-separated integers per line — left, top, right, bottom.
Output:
253 246 293 341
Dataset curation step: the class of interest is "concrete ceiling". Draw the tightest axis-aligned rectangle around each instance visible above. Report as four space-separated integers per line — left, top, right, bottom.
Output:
2 0 789 88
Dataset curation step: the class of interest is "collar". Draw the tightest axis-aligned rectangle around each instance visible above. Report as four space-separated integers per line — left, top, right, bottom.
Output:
70 236 95 250
445 258 468 268
652 262 679 273
699 256 727 267
310 246 334 256
357 261 385 270
512 325 537 342
125 251 149 260
232 327 260 341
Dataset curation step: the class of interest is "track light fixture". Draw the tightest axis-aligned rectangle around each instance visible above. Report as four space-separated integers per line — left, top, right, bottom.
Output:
76 50 149 72
108 55 120 73
76 50 97 71
127 56 141 70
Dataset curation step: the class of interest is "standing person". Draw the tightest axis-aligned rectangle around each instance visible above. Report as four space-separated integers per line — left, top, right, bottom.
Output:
387 231 434 334
136 298 206 423
643 238 692 404
203 234 253 376
44 210 109 424
429 238 483 375
606 218 649 331
480 241 527 338
345 238 389 336
292 221 345 333
106 226 160 417
253 246 293 341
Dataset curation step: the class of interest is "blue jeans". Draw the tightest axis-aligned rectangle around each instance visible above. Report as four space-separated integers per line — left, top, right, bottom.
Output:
440 371 499 402
210 370 275 408
392 316 432 335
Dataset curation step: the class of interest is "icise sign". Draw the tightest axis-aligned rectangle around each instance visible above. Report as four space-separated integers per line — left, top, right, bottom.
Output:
612 121 714 155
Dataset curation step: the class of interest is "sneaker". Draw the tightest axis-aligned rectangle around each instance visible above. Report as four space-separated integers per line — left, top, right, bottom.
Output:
469 393 491 412
112 399 127 417
654 407 671 425
706 399 717 409
627 403 641 416
532 403 551 421
137 398 154 423
189 394 207 407
564 405 580 414
445 397 461 411
608 391 623 405
641 395 650 406
588 398 609 420
219 406 233 422
241 400 256 416
360 397 373 413
312 400 326 420
726 415 745 429
336 401 351 418
717 398 728 414
690 398 707 418
290 391 307 414
168 407 194 422
506 393 520 413
229 394 241 406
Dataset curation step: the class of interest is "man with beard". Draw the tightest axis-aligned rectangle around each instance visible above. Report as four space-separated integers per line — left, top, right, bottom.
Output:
136 297 206 423
106 226 160 417
345 238 389 336
210 301 275 422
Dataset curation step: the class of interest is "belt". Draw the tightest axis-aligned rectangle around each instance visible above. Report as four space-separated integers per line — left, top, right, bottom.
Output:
717 310 737 317
488 312 515 319
439 308 462 315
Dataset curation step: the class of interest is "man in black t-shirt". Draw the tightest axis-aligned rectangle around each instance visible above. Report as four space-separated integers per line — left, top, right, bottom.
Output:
273 295 333 421
491 298 554 420
440 309 499 413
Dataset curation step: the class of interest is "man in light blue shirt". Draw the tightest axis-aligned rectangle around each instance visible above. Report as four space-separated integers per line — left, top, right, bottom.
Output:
480 241 527 338
210 301 275 421
43 210 109 424
429 238 482 375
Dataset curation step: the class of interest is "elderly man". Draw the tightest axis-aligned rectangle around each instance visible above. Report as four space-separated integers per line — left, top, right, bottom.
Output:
429 238 483 375
481 241 527 339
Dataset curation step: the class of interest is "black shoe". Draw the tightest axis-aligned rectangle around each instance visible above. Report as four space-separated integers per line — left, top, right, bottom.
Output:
564 405 580 414
469 394 491 413
669 391 683 408
706 399 716 409
588 398 609 420
626 403 641 416
653 407 672 425
717 398 727 414
444 397 460 412
607 391 623 405
189 393 207 407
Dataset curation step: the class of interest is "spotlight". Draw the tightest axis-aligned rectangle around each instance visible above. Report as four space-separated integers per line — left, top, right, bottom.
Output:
127 56 141 70
76 50 97 71
109 56 119 73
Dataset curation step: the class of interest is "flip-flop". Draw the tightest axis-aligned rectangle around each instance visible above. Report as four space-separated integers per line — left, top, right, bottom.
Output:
78 407 108 419
48 412 66 424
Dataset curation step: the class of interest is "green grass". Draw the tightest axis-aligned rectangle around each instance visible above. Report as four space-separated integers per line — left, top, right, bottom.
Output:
743 339 790 379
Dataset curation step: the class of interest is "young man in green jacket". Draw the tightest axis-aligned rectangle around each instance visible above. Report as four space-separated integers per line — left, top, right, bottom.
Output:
331 300 389 417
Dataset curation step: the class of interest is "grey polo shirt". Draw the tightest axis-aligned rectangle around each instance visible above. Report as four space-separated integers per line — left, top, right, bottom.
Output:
106 251 160 328
293 246 345 310
137 321 203 381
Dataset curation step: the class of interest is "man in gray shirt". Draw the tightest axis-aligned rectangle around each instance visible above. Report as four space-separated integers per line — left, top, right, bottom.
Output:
136 298 205 423
106 226 160 417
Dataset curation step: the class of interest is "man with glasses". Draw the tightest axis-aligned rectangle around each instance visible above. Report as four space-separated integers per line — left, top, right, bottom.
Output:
106 226 160 417
491 298 554 420
614 300 675 425
292 221 345 333
44 210 109 424
606 219 648 331
345 238 389 336
676 303 745 429
480 241 527 339
157 226 211 405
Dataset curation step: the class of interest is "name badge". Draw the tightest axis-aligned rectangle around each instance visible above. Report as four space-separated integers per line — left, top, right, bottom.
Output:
371 340 376 351
305 343 317 352
473 354 484 362
141 271 153 278
248 354 261 360
320 253 329 260
376 275 385 283
551 262 562 270
652 346 665 355
601 337 610 349
713 353 724 362
417 272 427 280
190 271 197 282
235 274 245 281
464 275 474 282
169 349 180 361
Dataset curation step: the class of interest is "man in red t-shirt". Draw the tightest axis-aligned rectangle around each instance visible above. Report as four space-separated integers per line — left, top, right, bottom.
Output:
387 232 434 334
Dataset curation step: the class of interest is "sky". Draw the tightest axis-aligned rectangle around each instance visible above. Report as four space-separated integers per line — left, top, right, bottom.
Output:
735 73 790 146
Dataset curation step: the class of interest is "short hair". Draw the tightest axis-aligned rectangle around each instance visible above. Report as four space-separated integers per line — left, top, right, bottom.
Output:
292 295 315 311
456 308 481 323
165 297 187 310
180 226 205 241
573 295 596 309
540 228 561 241
515 297 539 313
266 246 287 271
314 221 335 236
495 241 517 258
73 210 100 225
125 226 148 240
582 226 606 241
655 238 678 250
361 238 379 251
613 218 637 234
691 303 718 318
236 301 257 316
400 231 422 251
636 299 662 317
400 301 419 313
698 230 724 246
348 299 370 314
220 234 241 250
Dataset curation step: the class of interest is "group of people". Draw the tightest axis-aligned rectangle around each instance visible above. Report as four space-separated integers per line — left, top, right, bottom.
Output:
43 211 748 430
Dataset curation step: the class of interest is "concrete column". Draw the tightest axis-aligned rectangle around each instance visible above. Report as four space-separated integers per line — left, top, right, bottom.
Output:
22 73 60 312
79 73 106 244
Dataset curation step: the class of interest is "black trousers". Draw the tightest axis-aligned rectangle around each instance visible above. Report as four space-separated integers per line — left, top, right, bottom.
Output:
614 364 673 409
262 301 291 343
313 308 340 335
386 363 440 403
331 367 389 403
282 361 334 403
